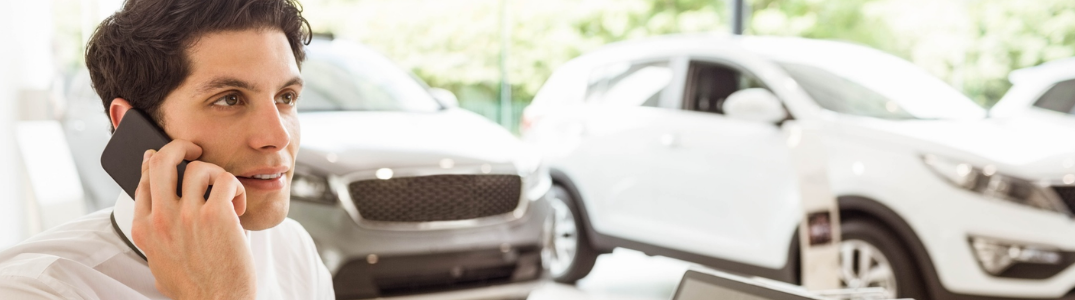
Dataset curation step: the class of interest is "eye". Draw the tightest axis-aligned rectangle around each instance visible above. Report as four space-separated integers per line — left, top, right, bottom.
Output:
212 93 241 107
276 91 298 106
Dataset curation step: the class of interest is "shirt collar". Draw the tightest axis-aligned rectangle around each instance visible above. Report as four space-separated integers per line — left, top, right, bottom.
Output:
111 193 252 261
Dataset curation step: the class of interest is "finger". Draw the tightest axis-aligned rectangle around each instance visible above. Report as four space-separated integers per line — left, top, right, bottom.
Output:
207 172 247 217
148 140 203 214
180 161 225 211
133 150 155 217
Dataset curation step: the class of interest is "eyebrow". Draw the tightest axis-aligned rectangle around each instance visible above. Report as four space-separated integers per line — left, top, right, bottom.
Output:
198 77 256 94
197 76 304 95
280 76 304 90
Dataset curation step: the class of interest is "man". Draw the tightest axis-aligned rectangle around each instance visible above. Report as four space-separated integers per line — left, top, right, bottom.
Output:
0 0 335 299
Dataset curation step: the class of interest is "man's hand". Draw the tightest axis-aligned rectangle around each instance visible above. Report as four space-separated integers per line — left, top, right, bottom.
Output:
131 140 255 300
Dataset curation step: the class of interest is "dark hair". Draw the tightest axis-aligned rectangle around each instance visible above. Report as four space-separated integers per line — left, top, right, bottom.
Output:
85 0 312 127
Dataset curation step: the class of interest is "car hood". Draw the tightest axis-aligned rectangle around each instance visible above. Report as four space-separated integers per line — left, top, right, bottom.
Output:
832 116 1075 178
296 109 531 176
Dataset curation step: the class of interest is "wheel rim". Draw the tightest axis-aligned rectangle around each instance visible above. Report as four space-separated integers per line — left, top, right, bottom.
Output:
840 239 898 298
543 194 579 277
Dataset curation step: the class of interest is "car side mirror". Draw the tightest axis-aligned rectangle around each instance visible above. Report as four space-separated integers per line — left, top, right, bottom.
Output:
430 88 459 108
723 88 787 124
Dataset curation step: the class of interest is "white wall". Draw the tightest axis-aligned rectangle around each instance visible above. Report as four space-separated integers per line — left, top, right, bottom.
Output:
0 0 64 248
0 0 24 248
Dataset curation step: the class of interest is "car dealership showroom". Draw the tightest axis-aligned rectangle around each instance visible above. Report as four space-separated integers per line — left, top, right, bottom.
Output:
2 0 1075 299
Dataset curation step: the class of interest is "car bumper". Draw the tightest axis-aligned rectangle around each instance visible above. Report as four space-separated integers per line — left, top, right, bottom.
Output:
922 187 1075 299
289 192 551 299
833 154 1075 299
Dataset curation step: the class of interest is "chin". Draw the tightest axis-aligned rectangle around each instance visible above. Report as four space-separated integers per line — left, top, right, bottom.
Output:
238 190 291 231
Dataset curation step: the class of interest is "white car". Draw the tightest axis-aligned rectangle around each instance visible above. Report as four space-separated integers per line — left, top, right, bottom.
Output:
991 58 1075 125
523 35 1075 300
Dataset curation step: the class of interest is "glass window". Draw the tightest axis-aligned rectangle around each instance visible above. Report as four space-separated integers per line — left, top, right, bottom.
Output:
1033 79 1075 114
585 61 673 107
772 55 984 120
298 44 442 112
684 61 767 114
780 63 916 120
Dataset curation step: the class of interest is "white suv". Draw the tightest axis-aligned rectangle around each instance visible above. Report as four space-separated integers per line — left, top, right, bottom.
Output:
991 58 1075 126
523 35 1075 300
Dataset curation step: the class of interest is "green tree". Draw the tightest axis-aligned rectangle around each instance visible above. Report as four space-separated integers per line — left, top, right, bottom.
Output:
299 0 1075 125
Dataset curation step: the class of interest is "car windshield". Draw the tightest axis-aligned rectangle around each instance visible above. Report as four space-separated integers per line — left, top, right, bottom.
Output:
776 54 985 120
298 42 442 112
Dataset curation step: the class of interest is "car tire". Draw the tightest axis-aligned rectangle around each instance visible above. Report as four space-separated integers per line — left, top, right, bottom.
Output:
543 185 599 284
840 218 930 300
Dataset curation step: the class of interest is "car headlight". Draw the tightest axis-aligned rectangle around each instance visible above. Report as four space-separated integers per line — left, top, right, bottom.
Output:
522 160 552 201
921 154 1068 215
290 169 337 205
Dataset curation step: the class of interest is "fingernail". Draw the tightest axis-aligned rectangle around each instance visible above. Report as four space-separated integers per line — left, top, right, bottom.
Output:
143 150 152 163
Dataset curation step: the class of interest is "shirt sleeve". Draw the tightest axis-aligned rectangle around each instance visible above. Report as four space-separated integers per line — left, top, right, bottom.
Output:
0 275 85 300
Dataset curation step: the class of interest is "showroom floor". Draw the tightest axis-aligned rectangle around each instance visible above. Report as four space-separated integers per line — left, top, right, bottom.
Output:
527 248 690 300
380 248 700 300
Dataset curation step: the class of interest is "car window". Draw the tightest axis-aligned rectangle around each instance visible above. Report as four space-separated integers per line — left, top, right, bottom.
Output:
780 62 916 120
298 44 442 112
1033 79 1075 115
585 60 673 107
765 49 984 120
683 61 767 114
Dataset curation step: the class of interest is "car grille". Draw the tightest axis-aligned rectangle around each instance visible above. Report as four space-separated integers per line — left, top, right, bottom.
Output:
348 174 522 222
1055 186 1075 213
331 246 542 299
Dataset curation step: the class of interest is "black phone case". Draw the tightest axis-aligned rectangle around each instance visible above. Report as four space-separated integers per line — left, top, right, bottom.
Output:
100 110 211 200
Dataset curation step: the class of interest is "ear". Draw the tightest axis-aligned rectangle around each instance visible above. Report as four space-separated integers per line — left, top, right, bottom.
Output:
109 98 133 129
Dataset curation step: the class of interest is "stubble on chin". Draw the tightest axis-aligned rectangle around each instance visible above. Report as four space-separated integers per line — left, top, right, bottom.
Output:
238 192 291 231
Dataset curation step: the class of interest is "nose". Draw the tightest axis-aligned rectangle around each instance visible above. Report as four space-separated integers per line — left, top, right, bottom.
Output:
247 100 291 151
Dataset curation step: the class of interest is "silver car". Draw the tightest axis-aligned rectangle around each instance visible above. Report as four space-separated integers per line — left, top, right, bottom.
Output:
286 37 550 299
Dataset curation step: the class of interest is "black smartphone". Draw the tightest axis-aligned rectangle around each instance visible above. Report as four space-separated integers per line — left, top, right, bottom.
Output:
101 109 211 199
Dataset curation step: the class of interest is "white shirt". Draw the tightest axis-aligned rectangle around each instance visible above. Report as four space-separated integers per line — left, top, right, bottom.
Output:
0 194 335 299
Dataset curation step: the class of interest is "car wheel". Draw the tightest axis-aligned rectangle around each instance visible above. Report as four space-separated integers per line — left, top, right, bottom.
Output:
542 185 599 284
840 218 929 300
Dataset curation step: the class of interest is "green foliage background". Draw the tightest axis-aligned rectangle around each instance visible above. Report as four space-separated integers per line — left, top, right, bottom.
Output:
301 0 1075 120
53 0 1075 129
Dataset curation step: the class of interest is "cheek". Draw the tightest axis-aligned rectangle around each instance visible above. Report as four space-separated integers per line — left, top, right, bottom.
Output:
285 114 301 152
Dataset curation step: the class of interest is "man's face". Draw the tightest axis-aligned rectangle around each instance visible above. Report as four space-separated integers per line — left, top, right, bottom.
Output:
158 29 302 231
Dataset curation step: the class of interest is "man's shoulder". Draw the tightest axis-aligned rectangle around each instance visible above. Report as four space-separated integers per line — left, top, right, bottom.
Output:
0 209 152 299
0 209 133 272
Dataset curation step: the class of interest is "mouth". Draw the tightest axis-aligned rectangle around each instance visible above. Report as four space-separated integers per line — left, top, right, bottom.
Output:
235 167 290 191
242 173 286 180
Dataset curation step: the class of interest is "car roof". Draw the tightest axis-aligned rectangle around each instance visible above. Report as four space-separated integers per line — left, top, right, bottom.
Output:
1009 57 1075 85
577 34 885 66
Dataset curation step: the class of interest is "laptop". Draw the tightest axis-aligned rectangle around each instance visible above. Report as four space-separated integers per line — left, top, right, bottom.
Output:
671 269 825 300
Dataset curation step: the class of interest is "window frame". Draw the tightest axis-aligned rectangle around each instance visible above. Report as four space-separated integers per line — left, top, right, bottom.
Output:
1031 78 1075 115
583 56 685 109
680 56 775 115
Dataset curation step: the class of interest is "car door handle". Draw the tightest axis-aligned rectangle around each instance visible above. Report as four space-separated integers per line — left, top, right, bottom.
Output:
660 133 679 147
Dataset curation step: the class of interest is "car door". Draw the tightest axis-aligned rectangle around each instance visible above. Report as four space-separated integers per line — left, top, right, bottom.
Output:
568 58 687 238
641 58 802 270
